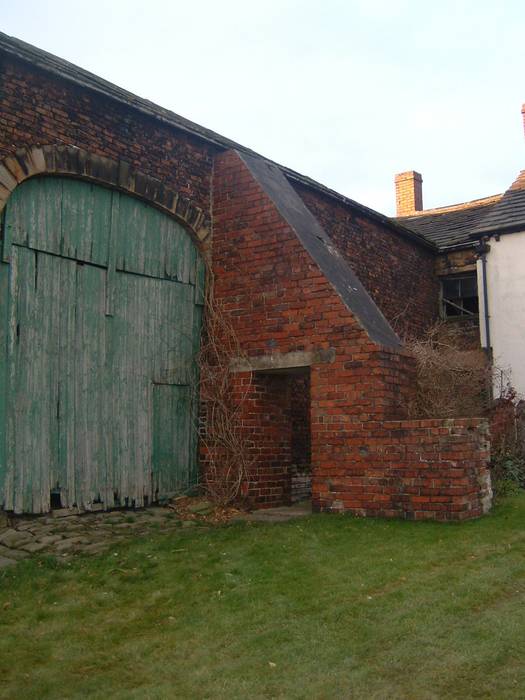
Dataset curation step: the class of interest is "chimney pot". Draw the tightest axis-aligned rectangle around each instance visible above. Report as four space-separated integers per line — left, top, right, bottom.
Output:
521 103 525 138
395 170 423 217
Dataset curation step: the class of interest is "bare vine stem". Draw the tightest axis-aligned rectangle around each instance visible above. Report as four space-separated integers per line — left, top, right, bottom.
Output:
193 265 255 506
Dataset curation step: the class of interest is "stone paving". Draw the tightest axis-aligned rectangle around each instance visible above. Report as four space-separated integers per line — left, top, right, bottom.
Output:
0 506 199 568
243 500 312 523
0 499 312 569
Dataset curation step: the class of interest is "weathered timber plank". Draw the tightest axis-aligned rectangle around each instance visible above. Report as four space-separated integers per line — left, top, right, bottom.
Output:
116 194 196 283
6 248 60 513
57 257 77 508
111 272 151 506
6 178 62 258
152 384 191 497
74 262 108 510
194 256 206 306
60 178 112 266
0 262 9 504
105 191 119 316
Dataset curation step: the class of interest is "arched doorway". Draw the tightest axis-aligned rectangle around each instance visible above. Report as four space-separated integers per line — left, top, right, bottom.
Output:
0 176 205 513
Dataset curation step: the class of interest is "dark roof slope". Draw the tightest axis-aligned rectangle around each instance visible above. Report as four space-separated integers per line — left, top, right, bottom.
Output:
239 151 401 349
0 31 434 252
472 171 525 237
397 195 501 250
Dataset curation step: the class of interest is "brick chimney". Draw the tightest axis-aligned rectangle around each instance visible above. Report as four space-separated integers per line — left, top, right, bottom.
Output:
395 171 423 216
521 103 525 138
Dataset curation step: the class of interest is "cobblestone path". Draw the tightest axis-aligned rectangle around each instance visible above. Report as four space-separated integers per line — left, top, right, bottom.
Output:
0 506 198 568
0 499 312 569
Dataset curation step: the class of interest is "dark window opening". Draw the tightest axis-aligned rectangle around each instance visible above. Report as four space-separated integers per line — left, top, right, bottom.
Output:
441 273 479 318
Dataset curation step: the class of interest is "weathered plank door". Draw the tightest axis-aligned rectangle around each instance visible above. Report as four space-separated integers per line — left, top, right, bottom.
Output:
0 177 204 513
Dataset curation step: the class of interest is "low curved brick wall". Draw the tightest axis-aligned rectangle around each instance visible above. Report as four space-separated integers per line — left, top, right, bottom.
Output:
313 418 492 521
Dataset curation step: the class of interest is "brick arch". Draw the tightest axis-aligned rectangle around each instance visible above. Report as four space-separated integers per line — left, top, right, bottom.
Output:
0 145 210 246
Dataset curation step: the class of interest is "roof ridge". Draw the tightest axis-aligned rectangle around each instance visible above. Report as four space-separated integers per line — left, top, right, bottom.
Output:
471 169 525 237
508 169 525 192
398 193 502 219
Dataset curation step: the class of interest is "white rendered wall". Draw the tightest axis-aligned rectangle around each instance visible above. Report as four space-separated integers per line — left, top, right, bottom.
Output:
477 231 525 397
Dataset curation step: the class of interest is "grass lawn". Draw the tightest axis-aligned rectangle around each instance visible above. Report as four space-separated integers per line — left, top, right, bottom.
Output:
1 497 525 699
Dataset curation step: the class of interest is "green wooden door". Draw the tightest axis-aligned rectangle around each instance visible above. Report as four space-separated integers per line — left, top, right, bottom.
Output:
0 177 204 513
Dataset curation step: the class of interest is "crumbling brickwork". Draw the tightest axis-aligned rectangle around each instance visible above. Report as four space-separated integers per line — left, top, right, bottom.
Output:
435 248 477 276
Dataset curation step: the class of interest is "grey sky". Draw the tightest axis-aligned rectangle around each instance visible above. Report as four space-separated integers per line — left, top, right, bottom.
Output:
2 0 524 215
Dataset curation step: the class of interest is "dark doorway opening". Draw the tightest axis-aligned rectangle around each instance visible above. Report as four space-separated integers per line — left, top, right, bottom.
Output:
251 367 311 507
289 370 312 503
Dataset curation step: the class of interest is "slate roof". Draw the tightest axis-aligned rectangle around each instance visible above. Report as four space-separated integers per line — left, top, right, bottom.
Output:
396 195 502 250
471 171 525 237
399 170 525 247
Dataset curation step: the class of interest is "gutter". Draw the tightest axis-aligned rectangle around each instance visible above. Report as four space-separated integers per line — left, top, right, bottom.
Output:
470 222 525 239
438 240 477 253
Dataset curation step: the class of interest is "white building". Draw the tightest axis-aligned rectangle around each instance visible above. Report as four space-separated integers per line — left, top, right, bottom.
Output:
473 170 525 397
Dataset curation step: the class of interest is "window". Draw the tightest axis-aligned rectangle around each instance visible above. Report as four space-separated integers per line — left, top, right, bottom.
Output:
441 273 479 318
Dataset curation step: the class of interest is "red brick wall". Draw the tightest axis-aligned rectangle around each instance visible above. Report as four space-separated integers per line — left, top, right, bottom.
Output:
212 150 491 518
0 55 216 224
314 418 492 520
241 372 293 507
293 182 439 338
212 150 416 415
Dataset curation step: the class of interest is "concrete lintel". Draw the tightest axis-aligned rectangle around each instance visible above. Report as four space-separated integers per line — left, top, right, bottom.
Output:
231 348 336 373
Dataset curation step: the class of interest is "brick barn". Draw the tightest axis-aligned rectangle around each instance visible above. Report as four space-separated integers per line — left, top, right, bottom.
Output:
0 32 492 519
